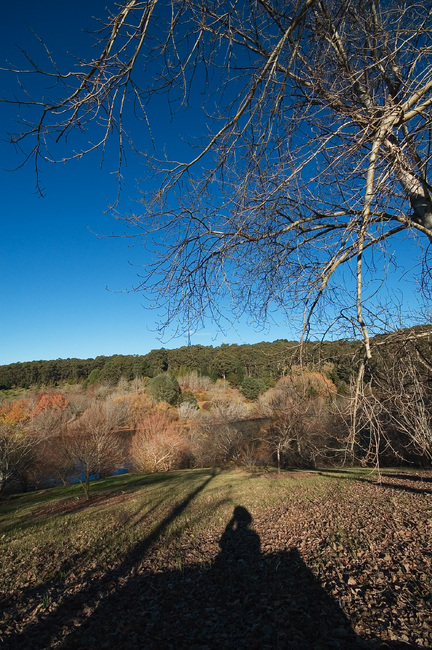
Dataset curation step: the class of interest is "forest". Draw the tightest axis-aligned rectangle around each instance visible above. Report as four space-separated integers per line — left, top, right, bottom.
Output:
1 328 431 497
0 338 359 391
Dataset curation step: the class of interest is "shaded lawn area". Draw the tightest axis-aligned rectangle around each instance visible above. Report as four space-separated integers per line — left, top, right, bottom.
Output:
1 467 432 648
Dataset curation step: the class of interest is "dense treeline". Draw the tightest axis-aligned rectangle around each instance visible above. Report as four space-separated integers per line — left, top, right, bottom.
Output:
0 338 361 391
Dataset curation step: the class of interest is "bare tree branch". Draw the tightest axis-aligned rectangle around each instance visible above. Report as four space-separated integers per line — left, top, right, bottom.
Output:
3 0 432 344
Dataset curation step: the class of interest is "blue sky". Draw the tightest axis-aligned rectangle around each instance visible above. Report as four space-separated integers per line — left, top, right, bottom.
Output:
0 1 429 366
0 0 300 366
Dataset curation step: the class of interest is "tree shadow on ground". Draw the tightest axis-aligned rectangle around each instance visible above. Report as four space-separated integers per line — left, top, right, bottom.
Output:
362 480 432 496
2 499 422 649
318 468 432 496
384 473 432 483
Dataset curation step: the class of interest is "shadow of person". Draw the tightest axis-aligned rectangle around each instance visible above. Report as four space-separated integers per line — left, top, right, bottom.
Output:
207 506 362 648
213 505 261 580
4 504 418 649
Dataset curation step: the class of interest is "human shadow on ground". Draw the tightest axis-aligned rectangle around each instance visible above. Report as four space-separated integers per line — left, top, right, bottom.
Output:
3 503 424 649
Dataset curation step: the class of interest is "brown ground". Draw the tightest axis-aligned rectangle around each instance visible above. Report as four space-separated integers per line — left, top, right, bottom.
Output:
1 471 432 649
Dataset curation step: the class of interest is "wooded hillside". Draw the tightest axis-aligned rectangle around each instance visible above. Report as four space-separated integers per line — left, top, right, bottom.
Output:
0 338 362 390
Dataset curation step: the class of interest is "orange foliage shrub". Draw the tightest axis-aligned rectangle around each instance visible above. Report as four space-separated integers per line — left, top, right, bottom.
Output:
31 391 69 416
0 398 34 424
114 392 154 427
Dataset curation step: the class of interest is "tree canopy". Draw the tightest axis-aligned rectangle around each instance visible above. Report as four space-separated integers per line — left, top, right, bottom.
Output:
3 0 432 353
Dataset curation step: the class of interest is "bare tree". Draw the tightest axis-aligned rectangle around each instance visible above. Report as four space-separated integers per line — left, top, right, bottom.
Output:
346 333 432 464
259 373 335 470
3 0 432 345
52 402 127 498
0 422 41 495
191 399 252 467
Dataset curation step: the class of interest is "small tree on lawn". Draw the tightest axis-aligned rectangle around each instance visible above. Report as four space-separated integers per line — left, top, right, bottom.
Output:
55 402 126 499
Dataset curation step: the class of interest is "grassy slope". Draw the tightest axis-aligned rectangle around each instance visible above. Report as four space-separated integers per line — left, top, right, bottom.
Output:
1 468 432 648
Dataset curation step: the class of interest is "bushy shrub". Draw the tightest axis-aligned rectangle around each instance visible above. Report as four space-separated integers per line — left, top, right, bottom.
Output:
146 374 180 405
178 391 198 408
31 390 69 416
0 398 34 425
240 377 267 400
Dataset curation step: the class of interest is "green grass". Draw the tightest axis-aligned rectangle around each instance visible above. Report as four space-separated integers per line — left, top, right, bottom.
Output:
0 468 322 590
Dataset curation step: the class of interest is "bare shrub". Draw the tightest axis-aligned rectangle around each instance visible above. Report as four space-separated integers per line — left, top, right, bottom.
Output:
61 383 85 396
115 377 132 395
190 397 254 467
90 384 112 400
258 373 337 470
208 400 250 423
178 372 214 393
190 422 243 468
131 413 190 473
177 401 201 421
66 393 94 418
80 399 128 434
28 408 71 439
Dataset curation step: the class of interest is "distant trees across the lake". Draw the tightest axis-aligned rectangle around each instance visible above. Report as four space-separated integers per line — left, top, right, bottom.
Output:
0 339 361 391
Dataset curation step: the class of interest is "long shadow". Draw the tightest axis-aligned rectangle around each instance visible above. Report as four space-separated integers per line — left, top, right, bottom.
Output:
0 472 183 536
318 468 432 496
1 470 217 650
362 479 432 496
384 473 432 483
0 492 173 620
3 503 424 649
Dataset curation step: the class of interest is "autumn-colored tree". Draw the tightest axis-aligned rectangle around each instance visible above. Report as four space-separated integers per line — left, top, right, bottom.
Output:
131 413 189 473
0 398 34 425
114 392 153 428
31 390 69 417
